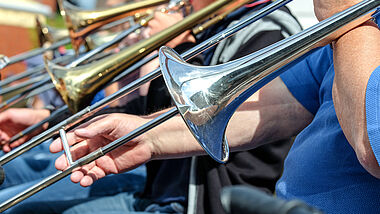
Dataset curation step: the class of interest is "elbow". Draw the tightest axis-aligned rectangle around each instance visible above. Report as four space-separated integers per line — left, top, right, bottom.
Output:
356 141 380 179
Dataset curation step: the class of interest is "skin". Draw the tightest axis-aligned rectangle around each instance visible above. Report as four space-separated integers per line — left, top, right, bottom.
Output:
0 108 49 152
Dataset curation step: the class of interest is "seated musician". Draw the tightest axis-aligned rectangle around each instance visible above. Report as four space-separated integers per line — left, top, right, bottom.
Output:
2 0 302 213
33 0 380 213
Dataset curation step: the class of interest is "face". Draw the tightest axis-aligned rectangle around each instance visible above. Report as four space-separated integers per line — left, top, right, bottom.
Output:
191 0 216 11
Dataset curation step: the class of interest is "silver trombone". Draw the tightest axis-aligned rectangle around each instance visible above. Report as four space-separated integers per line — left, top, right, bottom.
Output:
0 0 233 165
0 0 378 212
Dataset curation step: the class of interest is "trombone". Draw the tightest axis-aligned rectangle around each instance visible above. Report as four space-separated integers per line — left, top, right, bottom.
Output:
0 0 378 211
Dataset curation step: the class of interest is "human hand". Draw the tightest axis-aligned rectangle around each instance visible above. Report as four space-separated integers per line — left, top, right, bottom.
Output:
50 113 155 187
0 108 50 152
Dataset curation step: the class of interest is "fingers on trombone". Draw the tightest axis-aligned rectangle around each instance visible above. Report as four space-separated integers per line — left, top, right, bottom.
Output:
73 165 106 187
8 136 29 151
74 114 120 139
55 138 92 170
50 130 83 153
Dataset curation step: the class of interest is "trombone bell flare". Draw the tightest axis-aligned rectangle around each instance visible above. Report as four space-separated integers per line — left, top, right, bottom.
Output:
159 46 230 163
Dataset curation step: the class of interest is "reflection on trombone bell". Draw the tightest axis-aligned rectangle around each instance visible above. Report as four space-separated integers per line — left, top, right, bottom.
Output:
0 0 378 212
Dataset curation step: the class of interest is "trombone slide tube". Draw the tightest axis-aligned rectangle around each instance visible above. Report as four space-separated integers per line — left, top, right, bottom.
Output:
0 78 51 112
159 0 380 162
0 0 293 165
0 54 74 88
0 75 46 96
0 38 71 69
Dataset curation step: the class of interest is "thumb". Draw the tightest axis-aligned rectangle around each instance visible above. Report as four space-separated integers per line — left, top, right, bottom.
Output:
74 115 118 140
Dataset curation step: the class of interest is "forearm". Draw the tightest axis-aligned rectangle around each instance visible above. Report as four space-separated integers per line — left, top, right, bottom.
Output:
148 78 312 160
332 20 380 177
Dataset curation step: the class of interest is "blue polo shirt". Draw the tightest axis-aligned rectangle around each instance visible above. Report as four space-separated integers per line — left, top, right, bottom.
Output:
277 46 380 213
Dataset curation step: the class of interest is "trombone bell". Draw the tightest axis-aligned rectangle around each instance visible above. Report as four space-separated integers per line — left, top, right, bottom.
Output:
159 47 230 163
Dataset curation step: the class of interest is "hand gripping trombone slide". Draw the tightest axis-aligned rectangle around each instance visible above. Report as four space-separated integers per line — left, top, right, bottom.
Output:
0 0 241 161
1 0 379 211
0 0 290 167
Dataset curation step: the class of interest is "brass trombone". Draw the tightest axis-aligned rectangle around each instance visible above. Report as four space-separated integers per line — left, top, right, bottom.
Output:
0 0 378 211
59 0 170 52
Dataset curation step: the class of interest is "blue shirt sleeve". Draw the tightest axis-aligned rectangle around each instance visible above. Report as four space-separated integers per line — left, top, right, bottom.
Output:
280 46 333 115
373 7 380 29
365 65 380 166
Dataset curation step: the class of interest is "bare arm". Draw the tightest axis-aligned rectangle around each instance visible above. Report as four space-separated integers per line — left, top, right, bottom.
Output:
150 77 313 159
332 21 380 178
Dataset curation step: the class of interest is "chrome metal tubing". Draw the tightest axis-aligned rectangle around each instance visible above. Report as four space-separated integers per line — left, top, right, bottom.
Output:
0 0 291 166
0 75 45 96
0 38 71 70
0 78 51 112
0 54 74 88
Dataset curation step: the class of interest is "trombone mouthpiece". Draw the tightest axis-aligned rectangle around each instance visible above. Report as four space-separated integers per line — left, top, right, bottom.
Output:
0 55 10 70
